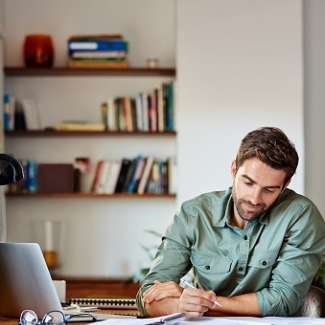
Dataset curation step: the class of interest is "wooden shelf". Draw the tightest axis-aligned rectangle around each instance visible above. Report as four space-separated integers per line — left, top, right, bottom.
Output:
6 192 176 198
4 66 176 77
5 130 176 137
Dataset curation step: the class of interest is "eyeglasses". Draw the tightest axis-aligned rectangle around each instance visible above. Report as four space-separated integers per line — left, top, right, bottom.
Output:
19 310 66 325
19 309 98 324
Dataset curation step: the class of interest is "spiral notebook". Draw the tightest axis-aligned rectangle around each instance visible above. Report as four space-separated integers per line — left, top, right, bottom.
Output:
69 297 137 309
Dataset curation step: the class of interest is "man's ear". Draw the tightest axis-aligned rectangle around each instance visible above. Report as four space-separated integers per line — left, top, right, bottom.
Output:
231 160 237 178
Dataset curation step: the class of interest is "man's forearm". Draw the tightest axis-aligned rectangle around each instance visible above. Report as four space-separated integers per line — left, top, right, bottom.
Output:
207 293 261 317
144 292 261 318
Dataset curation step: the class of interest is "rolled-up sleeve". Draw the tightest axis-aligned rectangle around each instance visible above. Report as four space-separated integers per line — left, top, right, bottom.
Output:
256 202 325 316
136 209 193 315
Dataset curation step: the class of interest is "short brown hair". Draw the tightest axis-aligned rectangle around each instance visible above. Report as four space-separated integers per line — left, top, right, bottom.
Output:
235 127 299 184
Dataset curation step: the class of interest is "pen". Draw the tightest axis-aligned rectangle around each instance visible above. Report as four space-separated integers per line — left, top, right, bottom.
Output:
146 312 186 325
160 313 186 325
180 278 222 307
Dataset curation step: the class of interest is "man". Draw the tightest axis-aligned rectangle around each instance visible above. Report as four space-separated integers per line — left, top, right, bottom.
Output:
136 127 325 318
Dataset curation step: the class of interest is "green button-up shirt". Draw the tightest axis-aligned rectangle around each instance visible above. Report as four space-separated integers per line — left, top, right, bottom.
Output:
136 188 325 316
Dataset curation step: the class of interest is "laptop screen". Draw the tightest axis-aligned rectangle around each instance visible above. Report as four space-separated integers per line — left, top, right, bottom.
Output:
0 242 63 318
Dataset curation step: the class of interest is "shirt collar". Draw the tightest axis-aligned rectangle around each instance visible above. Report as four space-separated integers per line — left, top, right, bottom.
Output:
215 188 270 227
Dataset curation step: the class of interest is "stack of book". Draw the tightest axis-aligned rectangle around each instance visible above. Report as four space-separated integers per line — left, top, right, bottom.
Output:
3 94 41 131
8 160 76 194
90 155 177 195
103 81 174 133
67 34 129 68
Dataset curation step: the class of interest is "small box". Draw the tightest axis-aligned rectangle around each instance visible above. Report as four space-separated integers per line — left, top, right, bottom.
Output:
38 163 74 193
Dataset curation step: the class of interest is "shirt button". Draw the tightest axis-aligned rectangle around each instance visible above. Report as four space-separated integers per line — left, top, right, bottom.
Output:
205 265 210 270
239 267 243 271
262 261 267 266
244 235 248 240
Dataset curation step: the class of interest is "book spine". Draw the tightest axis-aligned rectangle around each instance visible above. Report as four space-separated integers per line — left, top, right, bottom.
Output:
71 50 127 59
107 97 117 131
3 94 16 130
166 82 174 131
123 97 133 132
127 156 145 193
91 160 105 193
114 159 131 193
148 161 160 193
130 98 138 132
137 156 154 194
14 101 27 130
68 40 128 52
157 85 164 132
167 156 177 194
135 94 144 131
27 160 38 193
121 158 137 192
68 59 129 69
148 92 157 132
104 160 121 194
116 97 125 131
96 161 110 194
55 122 105 131
140 92 149 132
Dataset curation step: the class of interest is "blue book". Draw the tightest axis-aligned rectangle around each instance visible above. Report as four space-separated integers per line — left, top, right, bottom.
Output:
27 160 38 193
126 155 144 193
68 39 128 53
166 83 174 131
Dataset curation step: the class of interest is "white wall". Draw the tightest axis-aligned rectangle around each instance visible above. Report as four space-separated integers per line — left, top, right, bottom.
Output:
3 0 305 277
303 0 325 217
177 0 304 204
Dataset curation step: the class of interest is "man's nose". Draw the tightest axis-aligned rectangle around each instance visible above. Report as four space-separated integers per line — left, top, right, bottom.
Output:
250 188 262 205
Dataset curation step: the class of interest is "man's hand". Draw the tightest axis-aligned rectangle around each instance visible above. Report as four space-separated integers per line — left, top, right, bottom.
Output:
178 287 219 318
143 280 183 304
142 280 261 318
142 280 218 319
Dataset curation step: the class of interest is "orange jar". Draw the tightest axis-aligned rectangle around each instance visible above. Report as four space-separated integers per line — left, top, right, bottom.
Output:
23 34 54 67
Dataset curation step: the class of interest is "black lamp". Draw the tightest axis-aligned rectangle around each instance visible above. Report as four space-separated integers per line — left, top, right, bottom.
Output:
0 154 24 185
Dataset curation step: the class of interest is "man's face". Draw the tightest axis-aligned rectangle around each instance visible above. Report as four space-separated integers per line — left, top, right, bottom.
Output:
231 158 288 226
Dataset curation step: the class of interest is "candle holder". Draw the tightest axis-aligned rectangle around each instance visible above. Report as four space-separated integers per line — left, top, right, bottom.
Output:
31 220 65 271
23 34 54 67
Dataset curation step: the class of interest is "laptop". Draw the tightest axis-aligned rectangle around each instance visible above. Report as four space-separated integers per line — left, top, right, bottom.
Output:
0 242 134 322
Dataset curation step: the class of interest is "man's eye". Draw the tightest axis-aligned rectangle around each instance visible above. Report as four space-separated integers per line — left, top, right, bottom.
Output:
264 188 275 193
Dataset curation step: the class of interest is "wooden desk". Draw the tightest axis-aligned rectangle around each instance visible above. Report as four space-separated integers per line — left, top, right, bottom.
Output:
0 309 140 325
0 278 142 324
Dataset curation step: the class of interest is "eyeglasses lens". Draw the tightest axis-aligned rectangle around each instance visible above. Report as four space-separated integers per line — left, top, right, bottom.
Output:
20 310 38 325
42 311 65 325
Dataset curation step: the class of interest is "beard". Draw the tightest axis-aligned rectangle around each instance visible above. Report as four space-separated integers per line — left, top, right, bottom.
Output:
232 187 268 222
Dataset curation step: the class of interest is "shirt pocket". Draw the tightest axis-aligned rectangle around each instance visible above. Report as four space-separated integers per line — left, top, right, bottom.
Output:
248 251 278 269
191 252 233 275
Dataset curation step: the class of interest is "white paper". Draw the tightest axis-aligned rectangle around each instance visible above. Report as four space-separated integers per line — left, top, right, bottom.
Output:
259 317 325 325
88 316 325 325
